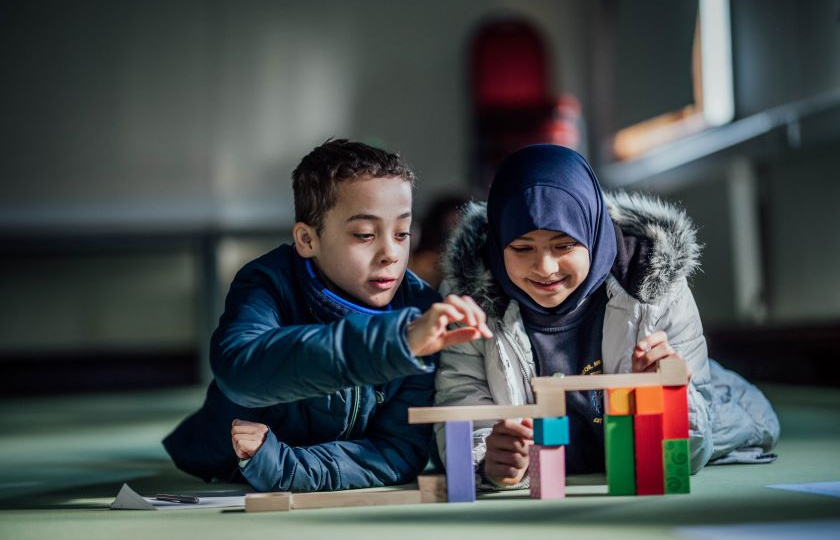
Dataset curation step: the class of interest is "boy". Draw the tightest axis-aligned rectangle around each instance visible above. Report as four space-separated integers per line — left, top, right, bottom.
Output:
163 139 491 492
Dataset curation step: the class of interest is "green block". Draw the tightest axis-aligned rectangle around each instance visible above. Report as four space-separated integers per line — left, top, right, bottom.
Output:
663 438 691 494
534 416 569 446
605 415 635 495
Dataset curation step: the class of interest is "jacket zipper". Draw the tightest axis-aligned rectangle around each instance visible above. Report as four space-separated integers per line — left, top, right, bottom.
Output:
495 320 535 403
345 385 361 440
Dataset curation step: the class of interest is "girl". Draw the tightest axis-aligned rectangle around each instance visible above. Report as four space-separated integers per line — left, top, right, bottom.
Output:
435 145 779 488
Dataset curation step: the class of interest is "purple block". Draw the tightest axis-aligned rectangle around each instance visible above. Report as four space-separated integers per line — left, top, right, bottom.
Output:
445 421 476 502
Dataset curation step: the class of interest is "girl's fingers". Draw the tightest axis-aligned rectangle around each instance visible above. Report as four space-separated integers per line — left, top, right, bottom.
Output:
635 331 668 353
492 419 534 439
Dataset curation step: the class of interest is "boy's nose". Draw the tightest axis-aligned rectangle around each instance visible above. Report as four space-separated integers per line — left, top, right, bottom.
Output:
379 240 400 264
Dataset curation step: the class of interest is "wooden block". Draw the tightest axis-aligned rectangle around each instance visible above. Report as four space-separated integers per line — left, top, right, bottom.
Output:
245 489 425 512
635 386 664 414
663 438 691 494
534 416 569 446
246 492 291 512
529 445 566 499
408 404 540 424
605 415 636 496
534 389 567 417
604 388 635 416
658 357 690 386
663 385 689 439
417 474 448 503
290 489 422 510
634 413 665 496
533 371 663 392
445 421 476 502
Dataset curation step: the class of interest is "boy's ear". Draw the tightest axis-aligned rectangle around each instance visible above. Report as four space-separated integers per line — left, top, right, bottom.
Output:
293 222 318 258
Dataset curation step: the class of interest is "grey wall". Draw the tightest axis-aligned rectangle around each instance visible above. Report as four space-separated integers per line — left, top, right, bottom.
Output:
0 0 589 353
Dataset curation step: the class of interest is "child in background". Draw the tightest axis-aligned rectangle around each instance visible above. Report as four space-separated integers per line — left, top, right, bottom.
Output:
164 139 491 492
435 144 779 488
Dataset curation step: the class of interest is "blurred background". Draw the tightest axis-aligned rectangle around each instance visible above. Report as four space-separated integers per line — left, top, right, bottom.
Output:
1 0 838 395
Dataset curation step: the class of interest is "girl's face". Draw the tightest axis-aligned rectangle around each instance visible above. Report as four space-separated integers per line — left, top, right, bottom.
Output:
503 229 591 309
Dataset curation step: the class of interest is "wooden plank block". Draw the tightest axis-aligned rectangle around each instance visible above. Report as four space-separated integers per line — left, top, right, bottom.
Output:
533 372 663 392
635 386 664 414
604 388 635 416
663 385 689 439
534 416 569 446
532 357 689 393
445 421 476 502
291 489 423 510
663 438 691 494
245 489 424 512
408 404 540 424
245 492 291 512
529 445 566 499
605 415 636 496
417 474 448 503
634 413 665 496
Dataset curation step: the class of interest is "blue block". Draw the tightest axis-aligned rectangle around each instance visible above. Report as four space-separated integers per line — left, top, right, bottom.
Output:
534 416 569 446
444 421 476 502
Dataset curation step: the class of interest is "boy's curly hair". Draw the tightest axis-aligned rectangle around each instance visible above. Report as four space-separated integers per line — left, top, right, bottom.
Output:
292 139 416 233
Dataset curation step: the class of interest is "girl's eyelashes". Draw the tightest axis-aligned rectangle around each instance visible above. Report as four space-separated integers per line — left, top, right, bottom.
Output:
507 242 576 253
353 233 375 241
508 245 532 253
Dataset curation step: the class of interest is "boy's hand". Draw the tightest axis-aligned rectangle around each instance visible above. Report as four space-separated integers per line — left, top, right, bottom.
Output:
407 294 493 357
484 418 533 486
632 331 688 375
231 419 269 459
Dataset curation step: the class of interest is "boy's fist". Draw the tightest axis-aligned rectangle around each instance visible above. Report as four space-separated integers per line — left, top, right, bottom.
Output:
406 294 493 357
484 418 533 486
231 419 269 459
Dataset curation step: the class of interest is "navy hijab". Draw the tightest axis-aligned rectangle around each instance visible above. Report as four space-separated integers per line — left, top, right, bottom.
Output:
485 145 617 316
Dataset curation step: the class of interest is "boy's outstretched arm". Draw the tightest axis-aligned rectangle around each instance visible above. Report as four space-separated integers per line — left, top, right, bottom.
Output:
211 265 490 408
232 373 435 492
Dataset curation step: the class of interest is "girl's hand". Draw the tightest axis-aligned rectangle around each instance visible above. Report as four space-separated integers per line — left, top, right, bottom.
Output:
231 419 269 459
632 331 687 374
484 418 533 486
407 294 493 357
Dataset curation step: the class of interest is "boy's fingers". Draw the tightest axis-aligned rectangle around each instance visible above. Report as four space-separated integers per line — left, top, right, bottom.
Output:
445 295 476 327
440 327 482 348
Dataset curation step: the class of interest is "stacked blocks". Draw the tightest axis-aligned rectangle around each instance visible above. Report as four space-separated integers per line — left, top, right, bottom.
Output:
444 421 476 502
604 384 690 496
529 416 569 499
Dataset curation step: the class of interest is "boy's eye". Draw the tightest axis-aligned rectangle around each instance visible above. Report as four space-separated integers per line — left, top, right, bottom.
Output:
354 233 375 241
395 232 411 241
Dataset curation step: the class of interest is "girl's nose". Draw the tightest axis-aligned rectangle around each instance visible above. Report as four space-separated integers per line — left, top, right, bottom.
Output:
534 251 559 275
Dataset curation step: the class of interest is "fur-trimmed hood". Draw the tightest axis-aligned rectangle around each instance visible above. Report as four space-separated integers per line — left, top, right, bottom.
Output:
441 191 701 318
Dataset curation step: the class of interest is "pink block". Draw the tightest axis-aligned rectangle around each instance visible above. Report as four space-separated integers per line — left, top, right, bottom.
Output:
529 445 566 499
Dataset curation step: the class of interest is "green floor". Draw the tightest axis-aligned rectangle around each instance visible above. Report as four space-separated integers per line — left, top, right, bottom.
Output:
1 384 838 539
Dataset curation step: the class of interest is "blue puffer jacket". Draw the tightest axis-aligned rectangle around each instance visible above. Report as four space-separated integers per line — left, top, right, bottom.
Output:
163 244 440 492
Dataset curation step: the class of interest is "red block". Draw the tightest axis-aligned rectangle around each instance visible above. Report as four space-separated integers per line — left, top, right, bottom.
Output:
634 413 664 495
663 385 689 439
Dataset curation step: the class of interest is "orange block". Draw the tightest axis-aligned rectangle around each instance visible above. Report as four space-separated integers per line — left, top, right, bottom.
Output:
635 386 664 414
604 388 635 415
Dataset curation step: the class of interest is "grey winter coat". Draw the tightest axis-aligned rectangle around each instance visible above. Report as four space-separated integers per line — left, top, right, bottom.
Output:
435 193 780 487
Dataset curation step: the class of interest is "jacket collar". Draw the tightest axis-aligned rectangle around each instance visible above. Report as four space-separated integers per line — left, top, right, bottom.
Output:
442 191 701 318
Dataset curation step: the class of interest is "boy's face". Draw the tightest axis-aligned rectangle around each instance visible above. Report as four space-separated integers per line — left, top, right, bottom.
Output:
304 175 413 308
503 229 591 309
